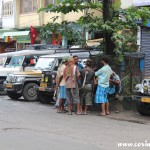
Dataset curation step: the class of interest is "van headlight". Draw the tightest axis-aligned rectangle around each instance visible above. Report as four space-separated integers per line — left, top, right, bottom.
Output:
41 74 44 82
16 77 25 83
6 75 16 83
45 77 48 82
142 79 150 94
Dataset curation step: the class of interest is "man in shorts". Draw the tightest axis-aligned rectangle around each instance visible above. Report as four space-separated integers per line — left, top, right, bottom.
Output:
79 59 95 114
63 57 81 115
109 72 121 98
55 58 68 113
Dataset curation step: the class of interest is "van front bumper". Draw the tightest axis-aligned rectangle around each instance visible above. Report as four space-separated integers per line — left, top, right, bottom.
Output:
4 82 23 93
133 95 150 103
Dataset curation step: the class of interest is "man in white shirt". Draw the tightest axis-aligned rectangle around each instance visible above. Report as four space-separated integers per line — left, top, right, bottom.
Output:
55 58 68 113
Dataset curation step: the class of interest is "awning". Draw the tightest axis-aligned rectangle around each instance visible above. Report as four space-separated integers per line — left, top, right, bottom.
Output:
3 31 30 37
0 29 16 39
133 0 150 6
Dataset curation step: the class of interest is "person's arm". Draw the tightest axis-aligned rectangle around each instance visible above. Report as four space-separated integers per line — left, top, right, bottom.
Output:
110 74 120 86
58 65 65 85
55 75 59 90
91 73 95 85
109 79 120 86
94 76 98 85
76 68 81 82
95 68 102 76
58 75 63 85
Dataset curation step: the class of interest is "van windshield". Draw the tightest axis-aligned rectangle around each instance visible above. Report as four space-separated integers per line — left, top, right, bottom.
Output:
0 57 7 67
7 56 24 67
34 57 55 70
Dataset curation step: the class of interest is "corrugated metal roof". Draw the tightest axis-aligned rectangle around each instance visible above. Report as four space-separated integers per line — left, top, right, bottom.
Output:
141 28 150 78
133 0 150 6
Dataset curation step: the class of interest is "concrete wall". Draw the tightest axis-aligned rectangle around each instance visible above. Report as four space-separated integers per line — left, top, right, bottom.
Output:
19 13 40 28
43 12 62 24
18 0 40 28
17 0 134 29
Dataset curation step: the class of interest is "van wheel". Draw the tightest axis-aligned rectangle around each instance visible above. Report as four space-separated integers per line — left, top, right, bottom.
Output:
136 102 150 116
22 83 38 101
38 92 52 104
7 91 22 100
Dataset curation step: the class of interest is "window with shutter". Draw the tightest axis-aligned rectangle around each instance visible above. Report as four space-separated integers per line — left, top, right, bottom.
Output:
20 0 38 14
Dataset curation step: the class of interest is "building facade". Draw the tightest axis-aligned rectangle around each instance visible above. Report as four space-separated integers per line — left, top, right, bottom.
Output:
0 0 135 51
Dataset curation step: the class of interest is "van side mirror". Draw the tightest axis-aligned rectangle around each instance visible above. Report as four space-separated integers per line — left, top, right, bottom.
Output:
23 62 27 71
23 62 27 67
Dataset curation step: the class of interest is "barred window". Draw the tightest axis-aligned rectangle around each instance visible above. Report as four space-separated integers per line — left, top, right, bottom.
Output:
91 0 99 3
20 0 38 14
45 0 64 6
45 0 56 6
2 2 13 16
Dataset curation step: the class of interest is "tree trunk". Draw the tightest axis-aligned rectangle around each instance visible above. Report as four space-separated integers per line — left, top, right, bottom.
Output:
103 0 115 55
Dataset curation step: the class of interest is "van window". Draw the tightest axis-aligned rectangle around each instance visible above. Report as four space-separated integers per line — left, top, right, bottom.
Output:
0 57 6 67
34 57 55 70
53 59 63 71
7 56 24 67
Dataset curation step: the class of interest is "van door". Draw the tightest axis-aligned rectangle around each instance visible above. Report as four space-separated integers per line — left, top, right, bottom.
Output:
24 55 38 71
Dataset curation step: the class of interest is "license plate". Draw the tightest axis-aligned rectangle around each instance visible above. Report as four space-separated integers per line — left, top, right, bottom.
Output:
39 87 45 91
40 83 47 87
6 83 13 88
141 97 150 103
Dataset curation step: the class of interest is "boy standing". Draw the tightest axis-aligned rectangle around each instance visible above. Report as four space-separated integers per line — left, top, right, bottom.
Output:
63 57 81 115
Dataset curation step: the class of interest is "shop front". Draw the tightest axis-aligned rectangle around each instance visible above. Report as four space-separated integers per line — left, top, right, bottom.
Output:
3 31 30 51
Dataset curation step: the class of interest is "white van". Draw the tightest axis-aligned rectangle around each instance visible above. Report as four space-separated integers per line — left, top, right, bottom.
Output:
0 49 56 92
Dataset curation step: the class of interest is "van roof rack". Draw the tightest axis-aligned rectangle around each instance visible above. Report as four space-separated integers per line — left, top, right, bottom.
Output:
53 47 100 54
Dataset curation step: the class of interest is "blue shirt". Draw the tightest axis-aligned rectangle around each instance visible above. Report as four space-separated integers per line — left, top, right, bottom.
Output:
95 65 113 88
113 74 121 93
77 63 84 71
77 63 84 85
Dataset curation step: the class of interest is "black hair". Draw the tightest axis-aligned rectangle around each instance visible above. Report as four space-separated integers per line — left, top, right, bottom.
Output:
73 55 78 58
86 59 92 67
101 56 109 64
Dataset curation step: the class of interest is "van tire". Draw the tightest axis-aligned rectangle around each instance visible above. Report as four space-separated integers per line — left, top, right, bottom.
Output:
137 101 150 116
22 83 38 101
7 91 22 100
38 92 52 103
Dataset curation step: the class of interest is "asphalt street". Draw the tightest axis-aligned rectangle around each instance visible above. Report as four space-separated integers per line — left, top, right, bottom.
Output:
0 95 150 150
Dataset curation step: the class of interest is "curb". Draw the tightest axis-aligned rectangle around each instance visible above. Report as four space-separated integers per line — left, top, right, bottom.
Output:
90 96 138 112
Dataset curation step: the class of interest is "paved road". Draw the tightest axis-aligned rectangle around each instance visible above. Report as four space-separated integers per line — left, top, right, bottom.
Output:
0 96 150 150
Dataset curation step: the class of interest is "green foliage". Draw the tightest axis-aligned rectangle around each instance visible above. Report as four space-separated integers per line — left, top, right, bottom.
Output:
38 0 102 14
38 0 150 63
39 21 85 45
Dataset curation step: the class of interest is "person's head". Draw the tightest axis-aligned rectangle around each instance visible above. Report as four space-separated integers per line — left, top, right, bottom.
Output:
62 56 69 65
67 56 74 66
100 56 109 66
86 59 92 68
110 72 115 79
73 55 79 65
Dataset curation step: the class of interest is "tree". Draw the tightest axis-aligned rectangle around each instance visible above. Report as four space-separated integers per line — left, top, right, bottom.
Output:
38 0 150 62
103 0 114 55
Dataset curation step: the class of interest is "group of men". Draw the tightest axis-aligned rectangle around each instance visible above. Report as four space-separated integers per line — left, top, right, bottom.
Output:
55 55 121 116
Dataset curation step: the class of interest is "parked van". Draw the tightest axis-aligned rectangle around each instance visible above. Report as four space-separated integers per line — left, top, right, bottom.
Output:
0 50 28 68
4 48 100 102
134 79 150 115
0 49 56 92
